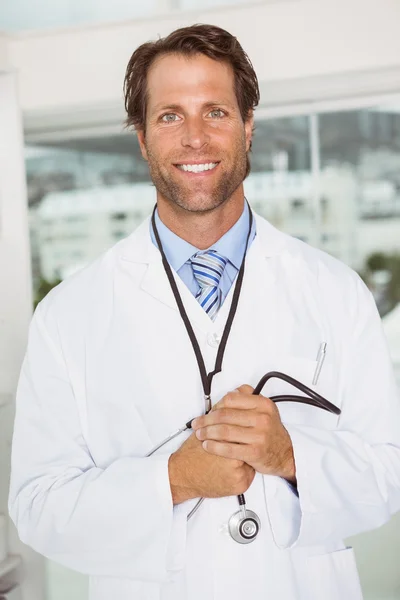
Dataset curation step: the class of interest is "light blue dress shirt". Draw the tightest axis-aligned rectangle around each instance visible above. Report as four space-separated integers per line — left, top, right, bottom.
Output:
150 201 256 303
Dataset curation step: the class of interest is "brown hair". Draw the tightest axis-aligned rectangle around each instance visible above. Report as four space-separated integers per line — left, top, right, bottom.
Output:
123 24 260 173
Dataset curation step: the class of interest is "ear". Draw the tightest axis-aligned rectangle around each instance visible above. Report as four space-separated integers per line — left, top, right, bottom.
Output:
244 111 254 153
136 129 148 161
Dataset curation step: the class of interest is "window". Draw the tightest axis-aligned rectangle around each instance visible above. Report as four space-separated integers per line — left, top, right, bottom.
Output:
319 105 400 316
26 139 153 302
110 212 128 221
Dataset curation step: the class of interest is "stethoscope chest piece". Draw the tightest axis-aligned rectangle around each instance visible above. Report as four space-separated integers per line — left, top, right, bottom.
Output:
228 509 261 544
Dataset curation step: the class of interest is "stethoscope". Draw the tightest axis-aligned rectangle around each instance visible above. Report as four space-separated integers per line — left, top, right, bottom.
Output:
149 202 341 544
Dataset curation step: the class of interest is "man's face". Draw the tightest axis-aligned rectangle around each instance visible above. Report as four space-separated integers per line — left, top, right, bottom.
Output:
137 52 253 214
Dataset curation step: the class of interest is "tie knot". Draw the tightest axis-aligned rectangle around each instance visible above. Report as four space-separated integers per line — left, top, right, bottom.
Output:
190 249 227 290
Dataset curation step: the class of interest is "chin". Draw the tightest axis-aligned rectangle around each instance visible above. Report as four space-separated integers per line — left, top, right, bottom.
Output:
172 194 227 214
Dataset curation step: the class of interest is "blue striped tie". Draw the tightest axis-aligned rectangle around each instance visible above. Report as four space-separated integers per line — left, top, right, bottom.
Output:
190 249 227 321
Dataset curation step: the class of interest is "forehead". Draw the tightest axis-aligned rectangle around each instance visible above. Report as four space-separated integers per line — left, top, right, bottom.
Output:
146 53 237 112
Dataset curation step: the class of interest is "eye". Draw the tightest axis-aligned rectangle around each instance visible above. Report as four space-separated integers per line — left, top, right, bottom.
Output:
209 109 225 119
161 113 179 123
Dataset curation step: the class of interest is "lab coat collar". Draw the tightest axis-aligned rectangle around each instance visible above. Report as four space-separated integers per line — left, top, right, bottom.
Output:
119 211 287 265
118 211 287 321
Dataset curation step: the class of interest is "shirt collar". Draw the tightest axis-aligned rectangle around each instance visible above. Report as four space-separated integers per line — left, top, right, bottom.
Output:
152 209 198 272
150 200 254 271
212 200 253 270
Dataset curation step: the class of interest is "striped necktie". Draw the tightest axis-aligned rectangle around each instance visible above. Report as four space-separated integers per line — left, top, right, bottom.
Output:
190 249 228 321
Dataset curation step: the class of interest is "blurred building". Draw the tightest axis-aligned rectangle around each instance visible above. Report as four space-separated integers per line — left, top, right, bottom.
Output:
383 304 400 386
33 167 400 283
36 184 155 280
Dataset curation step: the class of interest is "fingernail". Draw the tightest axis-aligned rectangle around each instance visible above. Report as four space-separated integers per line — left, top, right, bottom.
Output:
191 418 198 429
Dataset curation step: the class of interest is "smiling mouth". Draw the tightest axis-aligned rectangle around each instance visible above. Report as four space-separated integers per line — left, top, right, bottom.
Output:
175 161 220 174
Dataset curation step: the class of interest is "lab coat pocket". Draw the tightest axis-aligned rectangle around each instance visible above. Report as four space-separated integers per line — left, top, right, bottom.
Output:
268 355 339 430
306 547 363 600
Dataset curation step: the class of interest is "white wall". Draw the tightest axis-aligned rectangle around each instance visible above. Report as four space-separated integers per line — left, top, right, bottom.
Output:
0 33 9 70
0 0 155 33
0 72 45 600
6 0 400 114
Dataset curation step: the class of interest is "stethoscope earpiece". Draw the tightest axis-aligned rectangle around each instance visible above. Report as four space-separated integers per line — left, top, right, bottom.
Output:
228 509 261 544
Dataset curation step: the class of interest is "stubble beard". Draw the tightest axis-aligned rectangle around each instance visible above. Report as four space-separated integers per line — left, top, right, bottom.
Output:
144 138 248 214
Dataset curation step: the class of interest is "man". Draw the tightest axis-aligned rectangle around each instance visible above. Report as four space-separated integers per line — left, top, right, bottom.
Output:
9 24 400 600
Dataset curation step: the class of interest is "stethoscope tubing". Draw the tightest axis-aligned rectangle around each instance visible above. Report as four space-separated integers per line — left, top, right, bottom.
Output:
145 370 341 521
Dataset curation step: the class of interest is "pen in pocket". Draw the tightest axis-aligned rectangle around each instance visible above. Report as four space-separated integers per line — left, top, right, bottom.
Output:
313 342 327 385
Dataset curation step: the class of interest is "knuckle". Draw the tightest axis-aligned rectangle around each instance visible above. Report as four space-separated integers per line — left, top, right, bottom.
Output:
266 399 278 415
253 445 263 460
219 423 232 438
256 431 267 447
224 393 234 406
241 384 254 394
246 445 257 461
225 444 235 459
218 408 230 420
256 413 270 429
247 444 260 461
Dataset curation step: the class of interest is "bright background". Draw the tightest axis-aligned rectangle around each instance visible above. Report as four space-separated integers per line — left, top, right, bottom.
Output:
0 1 399 599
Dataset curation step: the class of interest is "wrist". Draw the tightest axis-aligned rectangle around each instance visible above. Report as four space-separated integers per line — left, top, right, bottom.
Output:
168 453 198 505
280 432 297 485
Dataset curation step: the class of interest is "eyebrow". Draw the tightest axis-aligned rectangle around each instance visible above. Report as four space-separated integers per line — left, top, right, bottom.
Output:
152 101 233 114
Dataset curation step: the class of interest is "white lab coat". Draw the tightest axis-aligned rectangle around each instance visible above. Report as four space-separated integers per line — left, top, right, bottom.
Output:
8 212 400 600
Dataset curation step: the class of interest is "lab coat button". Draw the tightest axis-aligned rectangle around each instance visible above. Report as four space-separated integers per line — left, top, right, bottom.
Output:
207 332 221 348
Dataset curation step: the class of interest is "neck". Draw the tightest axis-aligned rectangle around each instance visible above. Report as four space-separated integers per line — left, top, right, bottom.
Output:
156 187 245 249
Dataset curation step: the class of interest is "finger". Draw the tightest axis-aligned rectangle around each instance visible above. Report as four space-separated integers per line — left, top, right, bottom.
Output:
192 408 258 430
218 393 274 412
211 385 252 410
192 399 272 429
202 439 256 462
236 384 254 395
196 423 262 445
192 396 275 430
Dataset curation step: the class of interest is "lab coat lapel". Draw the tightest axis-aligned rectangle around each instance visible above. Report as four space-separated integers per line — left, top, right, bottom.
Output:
184 213 289 333
141 260 216 332
119 216 227 332
222 213 288 311
140 260 179 312
235 216 292 357
119 217 179 313
118 212 288 328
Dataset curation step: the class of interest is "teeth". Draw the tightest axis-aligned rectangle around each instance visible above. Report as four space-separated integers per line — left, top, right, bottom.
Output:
178 162 218 173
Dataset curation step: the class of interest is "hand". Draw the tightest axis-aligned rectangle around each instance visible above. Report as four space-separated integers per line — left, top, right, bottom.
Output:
168 430 255 505
191 385 296 485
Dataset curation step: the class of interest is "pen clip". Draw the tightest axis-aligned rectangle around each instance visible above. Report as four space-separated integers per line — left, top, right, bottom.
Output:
313 342 327 385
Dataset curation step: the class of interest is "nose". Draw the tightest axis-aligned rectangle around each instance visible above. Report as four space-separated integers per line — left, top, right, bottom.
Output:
181 116 210 150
